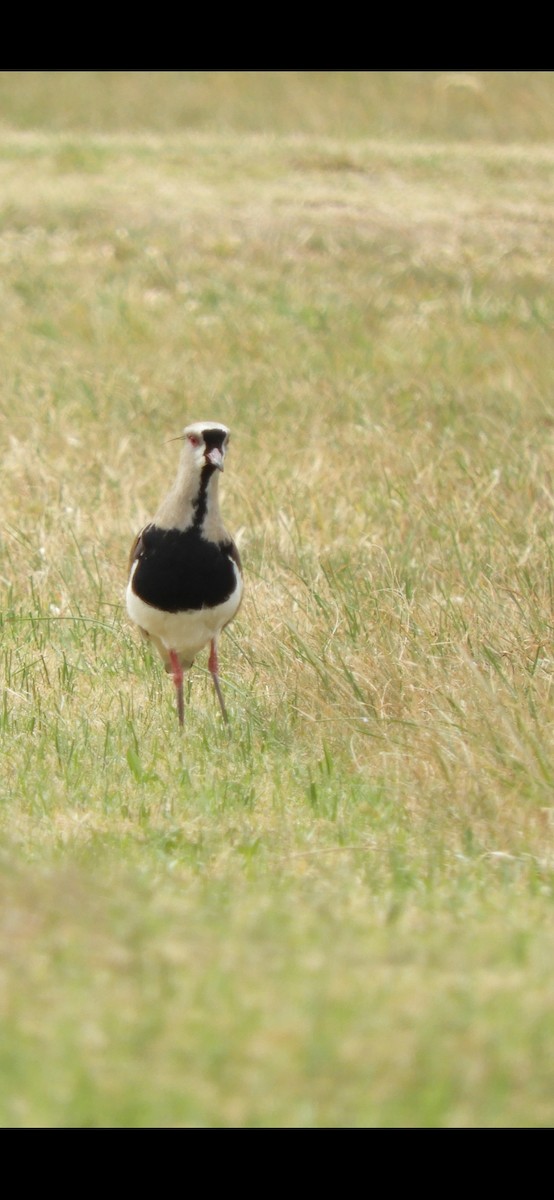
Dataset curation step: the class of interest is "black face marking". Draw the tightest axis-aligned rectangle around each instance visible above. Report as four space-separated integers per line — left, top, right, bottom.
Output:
202 428 227 451
131 524 239 613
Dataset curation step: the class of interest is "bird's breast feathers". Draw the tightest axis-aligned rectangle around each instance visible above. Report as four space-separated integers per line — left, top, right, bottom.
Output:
128 524 240 610
126 524 243 658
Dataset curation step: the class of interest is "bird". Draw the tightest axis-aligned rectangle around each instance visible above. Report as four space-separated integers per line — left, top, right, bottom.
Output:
126 420 243 728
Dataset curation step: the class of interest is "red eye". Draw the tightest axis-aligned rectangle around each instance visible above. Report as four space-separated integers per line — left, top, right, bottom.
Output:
188 433 201 447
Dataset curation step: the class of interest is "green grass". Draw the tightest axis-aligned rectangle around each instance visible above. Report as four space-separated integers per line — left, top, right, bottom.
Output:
1 72 554 1126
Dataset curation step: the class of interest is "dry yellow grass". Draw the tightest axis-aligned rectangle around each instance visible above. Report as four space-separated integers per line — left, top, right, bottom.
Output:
1 74 554 1126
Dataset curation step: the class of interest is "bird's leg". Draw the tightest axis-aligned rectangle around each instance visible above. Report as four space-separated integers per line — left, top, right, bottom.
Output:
169 649 184 728
208 638 229 724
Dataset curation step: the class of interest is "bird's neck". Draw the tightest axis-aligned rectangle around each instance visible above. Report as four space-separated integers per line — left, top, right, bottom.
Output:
154 462 227 540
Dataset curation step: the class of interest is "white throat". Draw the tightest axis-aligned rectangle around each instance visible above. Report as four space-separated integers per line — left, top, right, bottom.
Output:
153 460 227 540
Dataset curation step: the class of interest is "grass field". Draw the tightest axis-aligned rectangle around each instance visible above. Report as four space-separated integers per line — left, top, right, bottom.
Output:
1 71 554 1127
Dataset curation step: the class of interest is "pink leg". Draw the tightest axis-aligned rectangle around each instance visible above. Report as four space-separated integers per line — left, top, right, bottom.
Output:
169 649 184 728
208 639 229 724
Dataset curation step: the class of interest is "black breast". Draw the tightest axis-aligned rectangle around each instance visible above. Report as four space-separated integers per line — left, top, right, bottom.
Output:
130 524 239 613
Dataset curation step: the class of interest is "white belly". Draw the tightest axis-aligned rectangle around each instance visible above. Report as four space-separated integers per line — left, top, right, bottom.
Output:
126 560 243 660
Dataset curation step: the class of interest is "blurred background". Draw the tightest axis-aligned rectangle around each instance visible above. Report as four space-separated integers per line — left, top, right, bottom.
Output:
0 70 553 141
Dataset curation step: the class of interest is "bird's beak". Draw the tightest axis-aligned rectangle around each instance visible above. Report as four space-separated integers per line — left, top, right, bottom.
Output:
206 447 225 472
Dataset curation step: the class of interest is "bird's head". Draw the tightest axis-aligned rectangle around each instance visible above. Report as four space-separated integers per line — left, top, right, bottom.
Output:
180 421 230 474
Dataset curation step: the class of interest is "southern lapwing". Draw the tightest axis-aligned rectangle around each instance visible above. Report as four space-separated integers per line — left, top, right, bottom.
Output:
126 421 243 728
